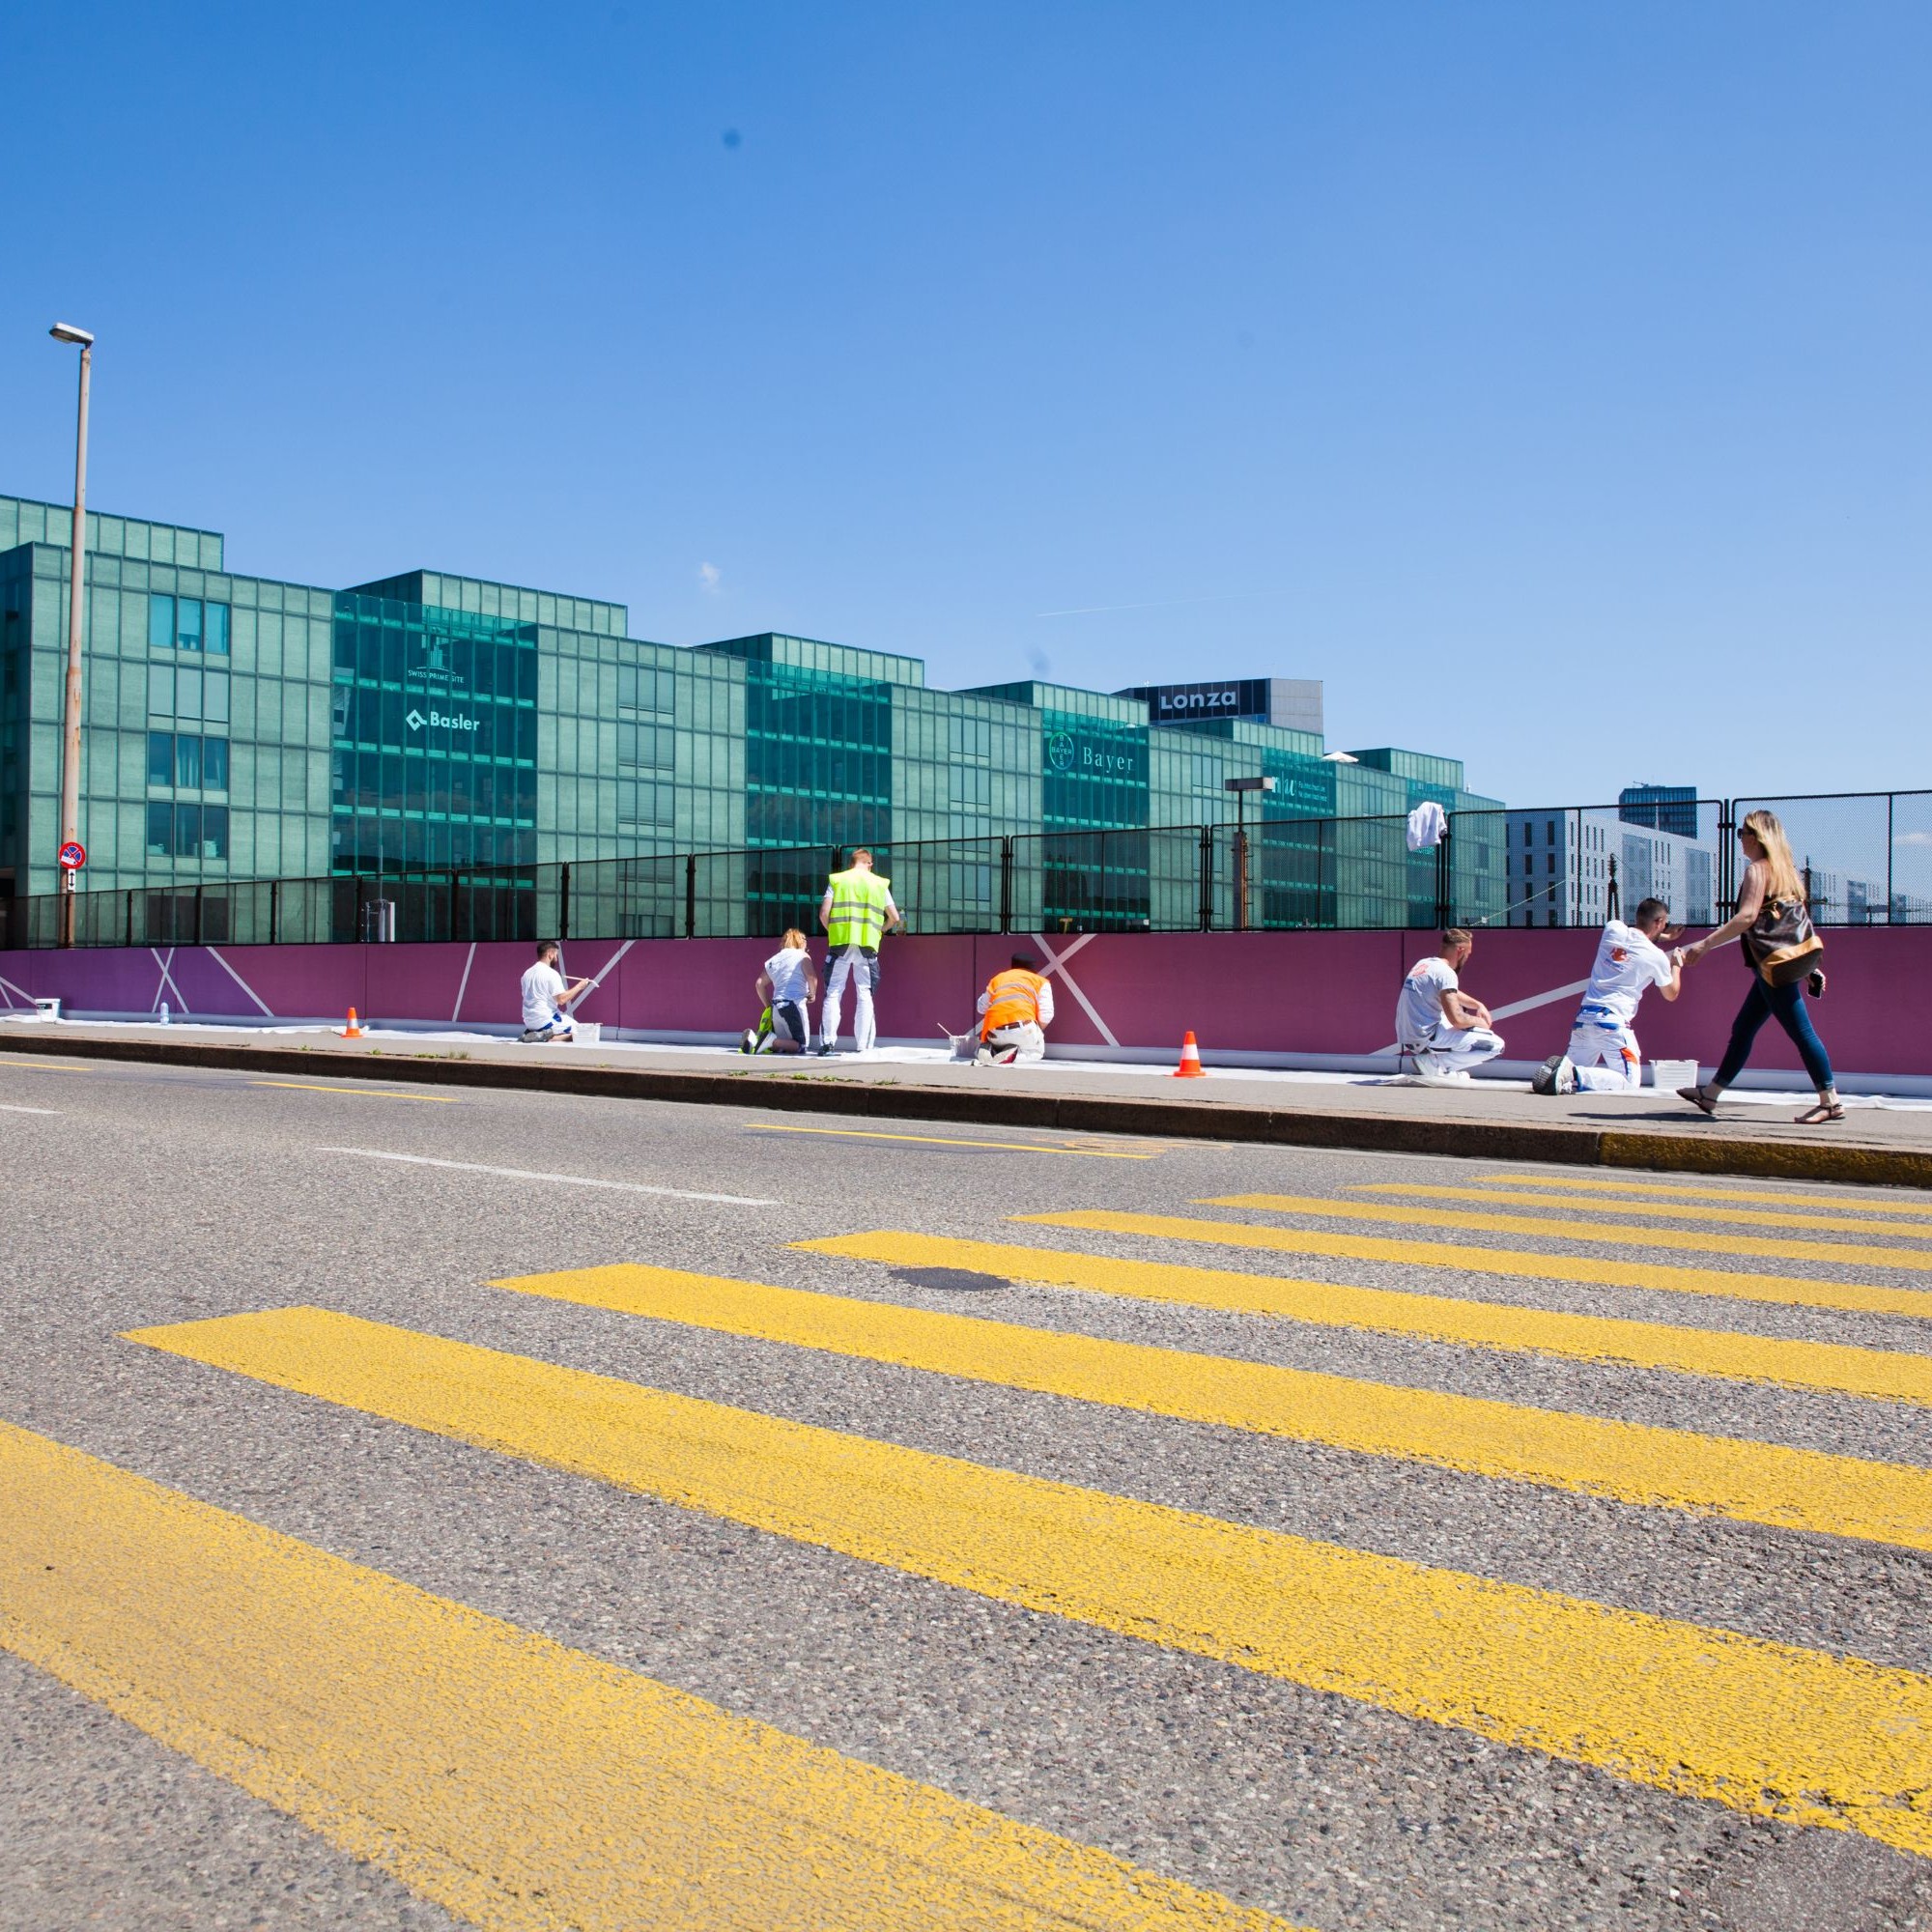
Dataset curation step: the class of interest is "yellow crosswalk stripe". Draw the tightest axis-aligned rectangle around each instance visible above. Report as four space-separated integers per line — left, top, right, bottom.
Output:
125 1307 1932 1860
799 1232 1932 1406
1350 1180 1932 1241
1477 1172 1932 1215
1025 1208 1932 1324
497 1262 1932 1553
1207 1191 1932 1276
0 1416 1298 1932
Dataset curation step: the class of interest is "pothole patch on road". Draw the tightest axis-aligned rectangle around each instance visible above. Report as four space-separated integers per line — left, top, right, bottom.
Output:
888 1265 1011 1294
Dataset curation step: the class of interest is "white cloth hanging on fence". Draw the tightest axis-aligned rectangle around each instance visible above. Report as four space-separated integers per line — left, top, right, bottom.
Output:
1406 801 1449 851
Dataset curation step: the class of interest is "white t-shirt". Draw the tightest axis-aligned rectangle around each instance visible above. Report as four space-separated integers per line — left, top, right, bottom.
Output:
521 961 568 1029
764 947 811 1006
1578 920 1674 1027
1396 956 1461 1046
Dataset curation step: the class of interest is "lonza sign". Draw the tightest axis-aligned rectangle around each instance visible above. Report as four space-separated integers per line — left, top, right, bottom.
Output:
1155 687 1240 715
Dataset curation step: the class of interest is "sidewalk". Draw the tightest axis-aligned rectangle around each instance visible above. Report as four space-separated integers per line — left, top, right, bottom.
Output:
6 1016 1930 1188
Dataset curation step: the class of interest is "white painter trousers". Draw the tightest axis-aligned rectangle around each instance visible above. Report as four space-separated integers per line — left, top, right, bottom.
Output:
1569 1010 1643 1093
977 1021 1046 1065
1407 1025 1506 1081
820 945 880 1052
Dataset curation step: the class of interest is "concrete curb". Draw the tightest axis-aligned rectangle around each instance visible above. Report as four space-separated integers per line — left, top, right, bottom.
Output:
7 1030 1929 1190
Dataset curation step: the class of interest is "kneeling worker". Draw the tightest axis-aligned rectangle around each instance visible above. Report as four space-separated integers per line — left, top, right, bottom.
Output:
1532 896 1682 1094
744 927 819 1054
1395 927 1504 1082
977 953 1055 1065
520 940 594 1043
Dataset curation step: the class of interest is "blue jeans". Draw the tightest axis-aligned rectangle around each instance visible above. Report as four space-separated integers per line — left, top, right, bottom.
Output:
1715 978 1833 1092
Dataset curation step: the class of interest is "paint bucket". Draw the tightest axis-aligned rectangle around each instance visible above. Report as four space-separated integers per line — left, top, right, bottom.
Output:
30 997 60 1020
1650 1059 1697 1090
572 1022 603 1045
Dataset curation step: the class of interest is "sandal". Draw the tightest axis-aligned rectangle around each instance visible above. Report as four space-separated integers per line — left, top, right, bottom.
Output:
1796 1101 1845 1125
1677 1085 1718 1117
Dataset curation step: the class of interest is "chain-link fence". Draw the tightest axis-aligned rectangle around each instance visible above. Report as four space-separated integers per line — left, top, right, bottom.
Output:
5 791 1927 951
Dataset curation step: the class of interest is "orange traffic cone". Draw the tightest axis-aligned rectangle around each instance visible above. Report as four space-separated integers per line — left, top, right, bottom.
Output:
1173 1030 1206 1078
342 1007 364 1038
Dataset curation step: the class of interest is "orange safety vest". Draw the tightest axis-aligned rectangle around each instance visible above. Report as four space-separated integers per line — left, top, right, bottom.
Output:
980 968 1048 1040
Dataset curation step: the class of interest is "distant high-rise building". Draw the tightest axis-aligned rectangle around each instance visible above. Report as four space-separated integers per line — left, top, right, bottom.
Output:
1619 783 1699 840
1502 809 1719 928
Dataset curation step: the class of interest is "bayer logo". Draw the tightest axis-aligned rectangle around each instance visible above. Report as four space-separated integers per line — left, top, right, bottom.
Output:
1047 731 1076 773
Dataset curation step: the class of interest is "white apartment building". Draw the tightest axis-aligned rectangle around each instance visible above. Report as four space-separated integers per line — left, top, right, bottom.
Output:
1503 811 1719 928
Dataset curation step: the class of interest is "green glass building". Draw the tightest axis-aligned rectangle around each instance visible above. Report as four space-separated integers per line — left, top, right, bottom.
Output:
0 493 1502 935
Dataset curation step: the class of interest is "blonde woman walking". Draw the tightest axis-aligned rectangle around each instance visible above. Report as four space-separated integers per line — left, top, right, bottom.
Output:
1676 810 1840 1123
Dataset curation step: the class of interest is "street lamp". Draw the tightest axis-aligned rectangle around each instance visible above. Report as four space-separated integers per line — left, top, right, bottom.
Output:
1223 775 1276 931
49 323 95 948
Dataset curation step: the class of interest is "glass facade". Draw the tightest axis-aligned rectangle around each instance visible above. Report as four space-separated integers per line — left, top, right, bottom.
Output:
0 493 1502 929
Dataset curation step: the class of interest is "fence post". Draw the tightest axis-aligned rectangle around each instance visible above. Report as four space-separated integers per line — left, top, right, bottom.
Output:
123 890 133 949
684 855 696 940
1198 824 1214 929
269 879 280 947
559 862 571 943
192 885 204 947
1888 792 1895 924
1435 826 1454 927
1605 854 1619 921
1718 802 1737 911
999 837 1013 934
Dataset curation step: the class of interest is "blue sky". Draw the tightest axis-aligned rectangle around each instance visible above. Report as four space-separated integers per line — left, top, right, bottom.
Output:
5 1 1926 807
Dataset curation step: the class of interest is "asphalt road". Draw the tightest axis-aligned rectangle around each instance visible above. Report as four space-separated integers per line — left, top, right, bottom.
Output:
2 1050 1929 1932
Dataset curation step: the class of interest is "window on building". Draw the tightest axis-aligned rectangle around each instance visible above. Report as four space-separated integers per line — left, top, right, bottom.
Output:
144 802 229 861
147 593 231 655
616 665 671 712
147 730 231 792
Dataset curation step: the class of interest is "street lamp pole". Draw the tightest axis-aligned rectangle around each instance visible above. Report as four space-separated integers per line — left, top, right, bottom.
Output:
49 323 95 949
1222 775 1276 932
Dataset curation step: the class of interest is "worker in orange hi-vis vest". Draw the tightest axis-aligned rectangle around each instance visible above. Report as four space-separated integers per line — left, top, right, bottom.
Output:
975 953 1056 1065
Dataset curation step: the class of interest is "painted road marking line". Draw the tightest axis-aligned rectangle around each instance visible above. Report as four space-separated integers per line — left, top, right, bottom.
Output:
251 1080 461 1104
126 1307 1932 1860
1476 1173 1932 1215
749 1122 1157 1159
798 1233 1932 1406
1350 1180 1932 1242
317 1148 777 1207
0 1420 1295 1932
1032 1208 1932 1325
1207 1191 1932 1278
0 1056 91 1072
497 1262 1932 1553
0 1103 61 1115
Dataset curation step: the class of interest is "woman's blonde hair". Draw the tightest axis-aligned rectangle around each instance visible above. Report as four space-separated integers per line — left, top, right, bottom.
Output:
781 926 808 952
1741 810 1805 902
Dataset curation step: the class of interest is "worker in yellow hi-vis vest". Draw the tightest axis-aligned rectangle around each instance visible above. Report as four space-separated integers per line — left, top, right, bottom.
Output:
814 846 901 1055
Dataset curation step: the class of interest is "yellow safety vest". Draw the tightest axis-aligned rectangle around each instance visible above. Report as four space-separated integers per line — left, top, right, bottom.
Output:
825 867 892 949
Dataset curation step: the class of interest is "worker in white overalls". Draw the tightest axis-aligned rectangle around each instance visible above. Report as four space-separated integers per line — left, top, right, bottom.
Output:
814 847 900 1055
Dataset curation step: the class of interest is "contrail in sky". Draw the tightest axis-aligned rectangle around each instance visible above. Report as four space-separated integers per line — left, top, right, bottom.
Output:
1033 593 1246 618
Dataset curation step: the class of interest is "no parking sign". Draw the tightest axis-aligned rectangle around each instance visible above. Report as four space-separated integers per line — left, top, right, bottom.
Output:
57 840 86 871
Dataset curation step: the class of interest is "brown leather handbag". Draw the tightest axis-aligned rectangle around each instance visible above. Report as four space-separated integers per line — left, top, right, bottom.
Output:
1744 895 1824 986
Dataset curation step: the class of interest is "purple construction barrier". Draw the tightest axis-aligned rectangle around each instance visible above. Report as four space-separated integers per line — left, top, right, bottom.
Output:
0 926 1922 1078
